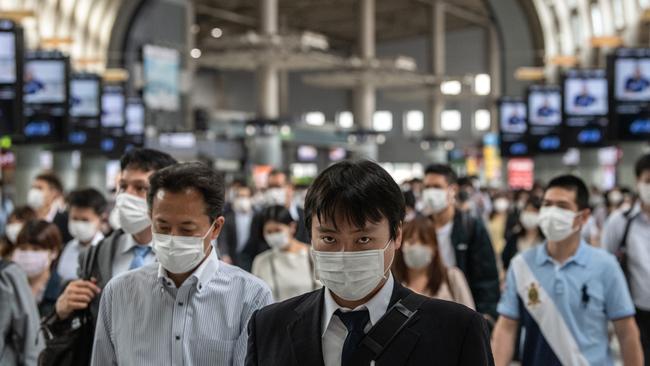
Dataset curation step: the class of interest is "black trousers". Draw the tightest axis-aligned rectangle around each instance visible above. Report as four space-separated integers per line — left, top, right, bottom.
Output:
636 308 650 366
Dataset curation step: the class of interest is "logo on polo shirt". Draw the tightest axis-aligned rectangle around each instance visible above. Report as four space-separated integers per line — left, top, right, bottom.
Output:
528 282 541 307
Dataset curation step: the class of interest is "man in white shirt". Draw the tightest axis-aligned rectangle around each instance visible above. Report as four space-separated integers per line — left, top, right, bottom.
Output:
57 188 107 283
246 160 493 366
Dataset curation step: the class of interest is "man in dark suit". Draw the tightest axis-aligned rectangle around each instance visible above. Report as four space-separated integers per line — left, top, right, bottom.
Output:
28 172 72 243
218 185 256 267
246 160 494 366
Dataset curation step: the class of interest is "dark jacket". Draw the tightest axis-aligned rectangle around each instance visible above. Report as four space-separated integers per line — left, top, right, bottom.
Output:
245 281 494 366
52 210 72 245
449 210 500 319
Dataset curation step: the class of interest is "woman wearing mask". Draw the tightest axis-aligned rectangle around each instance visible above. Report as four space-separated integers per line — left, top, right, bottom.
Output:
1 206 36 259
392 216 475 309
501 196 544 270
488 193 511 260
12 220 62 315
251 205 317 301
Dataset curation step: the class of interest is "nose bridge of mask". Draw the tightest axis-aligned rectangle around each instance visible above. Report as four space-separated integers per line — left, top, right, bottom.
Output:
154 221 215 246
312 239 392 274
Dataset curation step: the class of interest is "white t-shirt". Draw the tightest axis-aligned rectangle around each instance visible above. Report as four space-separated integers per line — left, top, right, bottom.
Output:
437 221 456 267
251 248 318 302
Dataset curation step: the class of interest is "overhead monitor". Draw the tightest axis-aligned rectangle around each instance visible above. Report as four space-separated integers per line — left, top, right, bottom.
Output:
527 84 566 154
142 44 180 111
498 97 529 157
562 69 609 147
22 51 69 143
608 48 650 141
0 20 23 137
0 31 16 84
70 76 100 118
297 145 318 162
101 84 125 128
125 100 145 136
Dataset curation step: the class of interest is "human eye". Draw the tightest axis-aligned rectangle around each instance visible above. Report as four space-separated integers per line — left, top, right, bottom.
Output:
320 236 336 244
357 237 372 245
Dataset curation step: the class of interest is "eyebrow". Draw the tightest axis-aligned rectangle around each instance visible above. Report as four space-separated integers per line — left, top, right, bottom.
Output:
316 225 373 234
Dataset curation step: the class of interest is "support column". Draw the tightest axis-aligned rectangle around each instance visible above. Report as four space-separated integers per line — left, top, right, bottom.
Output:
488 25 501 134
247 134 283 168
429 0 445 137
13 145 42 205
52 151 77 192
353 0 378 160
78 155 108 195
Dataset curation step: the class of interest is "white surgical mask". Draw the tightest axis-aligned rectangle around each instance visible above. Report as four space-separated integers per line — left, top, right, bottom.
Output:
264 231 291 250
311 239 393 301
638 182 650 205
494 198 510 213
12 249 52 278
152 222 215 274
116 193 151 235
520 211 540 230
68 220 98 243
608 191 623 205
402 244 433 270
108 206 121 230
27 188 46 209
422 188 448 214
538 206 578 242
265 188 287 206
233 197 252 213
5 223 23 244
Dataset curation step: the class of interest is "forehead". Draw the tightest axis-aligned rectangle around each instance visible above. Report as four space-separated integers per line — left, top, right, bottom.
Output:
151 188 206 217
543 187 577 204
424 173 449 185
313 215 388 234
69 206 98 216
121 168 152 182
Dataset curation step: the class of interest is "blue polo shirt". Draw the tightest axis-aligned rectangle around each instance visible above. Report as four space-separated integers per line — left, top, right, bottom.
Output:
498 242 635 366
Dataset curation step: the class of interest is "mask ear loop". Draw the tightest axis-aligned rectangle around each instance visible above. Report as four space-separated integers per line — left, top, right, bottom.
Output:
382 239 395 280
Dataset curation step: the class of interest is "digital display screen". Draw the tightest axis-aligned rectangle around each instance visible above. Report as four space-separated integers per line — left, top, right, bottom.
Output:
125 101 145 135
329 147 347 162
527 85 565 154
142 45 180 111
528 87 562 126
23 60 66 104
297 145 318 161
498 98 529 157
70 78 100 118
0 32 16 84
101 84 125 128
562 69 609 147
608 48 650 141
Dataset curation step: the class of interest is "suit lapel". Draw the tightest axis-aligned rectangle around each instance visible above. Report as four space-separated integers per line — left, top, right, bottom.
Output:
288 289 326 366
375 282 422 366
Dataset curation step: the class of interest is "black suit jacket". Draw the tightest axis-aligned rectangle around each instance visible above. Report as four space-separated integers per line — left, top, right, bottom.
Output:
246 281 494 366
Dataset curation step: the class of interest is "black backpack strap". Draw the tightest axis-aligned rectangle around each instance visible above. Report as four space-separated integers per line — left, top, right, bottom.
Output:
358 292 428 360
619 207 640 252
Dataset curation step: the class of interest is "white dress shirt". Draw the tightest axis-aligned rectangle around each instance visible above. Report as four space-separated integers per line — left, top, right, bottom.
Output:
57 232 104 282
110 233 156 276
436 221 457 267
321 274 394 366
91 250 273 366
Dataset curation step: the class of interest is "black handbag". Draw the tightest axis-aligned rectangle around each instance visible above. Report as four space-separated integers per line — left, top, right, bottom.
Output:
38 244 99 366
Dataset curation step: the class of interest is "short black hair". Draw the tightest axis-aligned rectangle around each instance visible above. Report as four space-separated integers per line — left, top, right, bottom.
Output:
148 162 225 221
67 188 107 216
9 206 36 222
545 175 590 211
456 177 472 188
304 160 405 240
120 148 177 172
35 172 63 194
403 190 416 209
424 164 458 185
262 205 295 226
636 153 650 178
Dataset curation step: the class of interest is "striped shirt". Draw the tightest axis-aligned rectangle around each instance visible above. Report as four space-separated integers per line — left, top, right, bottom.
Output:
91 250 273 366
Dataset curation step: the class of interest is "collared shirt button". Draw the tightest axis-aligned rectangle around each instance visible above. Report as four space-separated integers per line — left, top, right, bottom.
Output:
175 335 180 340
178 302 183 306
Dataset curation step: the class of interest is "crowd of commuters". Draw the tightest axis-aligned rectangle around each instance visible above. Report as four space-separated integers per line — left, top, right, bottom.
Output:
0 147 649 365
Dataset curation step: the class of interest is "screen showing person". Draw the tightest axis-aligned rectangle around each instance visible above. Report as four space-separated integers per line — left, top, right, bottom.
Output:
564 78 608 116
615 59 650 101
0 32 16 84
101 87 125 128
528 91 561 126
70 79 100 118
500 102 527 134
24 60 66 104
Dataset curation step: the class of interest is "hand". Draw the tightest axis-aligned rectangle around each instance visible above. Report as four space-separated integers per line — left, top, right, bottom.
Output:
55 279 101 320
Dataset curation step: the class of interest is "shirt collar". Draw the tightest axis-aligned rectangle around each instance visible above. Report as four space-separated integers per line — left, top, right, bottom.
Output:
121 234 152 254
321 273 394 337
535 240 590 267
157 249 220 293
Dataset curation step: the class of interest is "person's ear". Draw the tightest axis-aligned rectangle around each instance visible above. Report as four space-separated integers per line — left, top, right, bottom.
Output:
210 216 226 241
576 209 591 227
394 224 403 251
